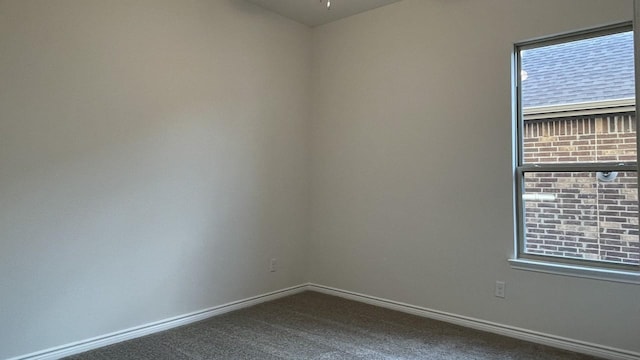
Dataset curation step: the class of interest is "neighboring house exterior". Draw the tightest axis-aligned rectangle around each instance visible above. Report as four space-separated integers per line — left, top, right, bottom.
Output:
521 31 639 265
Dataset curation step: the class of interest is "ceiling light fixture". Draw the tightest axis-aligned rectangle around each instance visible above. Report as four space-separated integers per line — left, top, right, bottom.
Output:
321 0 331 9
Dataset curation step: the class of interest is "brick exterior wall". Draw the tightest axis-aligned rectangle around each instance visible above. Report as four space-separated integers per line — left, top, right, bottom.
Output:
523 113 639 265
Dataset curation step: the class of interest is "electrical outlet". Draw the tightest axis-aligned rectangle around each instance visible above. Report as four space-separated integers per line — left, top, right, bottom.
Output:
495 281 506 298
269 258 277 272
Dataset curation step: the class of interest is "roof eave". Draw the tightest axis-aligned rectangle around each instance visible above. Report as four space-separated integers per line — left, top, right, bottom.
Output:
523 98 635 120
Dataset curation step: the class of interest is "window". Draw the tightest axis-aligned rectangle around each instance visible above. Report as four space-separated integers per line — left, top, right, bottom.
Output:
513 23 640 277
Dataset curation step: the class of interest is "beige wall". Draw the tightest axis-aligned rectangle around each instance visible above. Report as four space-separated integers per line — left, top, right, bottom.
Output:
0 1 311 358
309 0 640 353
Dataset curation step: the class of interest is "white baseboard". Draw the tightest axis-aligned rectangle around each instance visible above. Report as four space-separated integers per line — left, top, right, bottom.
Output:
307 283 640 360
9 284 307 360
10 283 639 360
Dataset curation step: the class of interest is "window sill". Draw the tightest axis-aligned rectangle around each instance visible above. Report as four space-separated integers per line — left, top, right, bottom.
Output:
508 258 640 284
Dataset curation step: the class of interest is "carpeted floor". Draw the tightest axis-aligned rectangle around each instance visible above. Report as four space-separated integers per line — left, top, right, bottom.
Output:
65 291 601 359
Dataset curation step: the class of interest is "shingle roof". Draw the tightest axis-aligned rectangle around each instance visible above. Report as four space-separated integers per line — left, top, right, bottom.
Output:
521 31 635 108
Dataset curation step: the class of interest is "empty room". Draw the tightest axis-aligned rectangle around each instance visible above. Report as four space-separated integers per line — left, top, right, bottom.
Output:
1 0 639 359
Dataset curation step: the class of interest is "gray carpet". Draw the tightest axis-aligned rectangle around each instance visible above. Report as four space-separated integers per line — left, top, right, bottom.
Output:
65 291 601 359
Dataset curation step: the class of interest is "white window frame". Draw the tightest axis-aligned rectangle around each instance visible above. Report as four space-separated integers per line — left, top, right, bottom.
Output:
511 22 640 283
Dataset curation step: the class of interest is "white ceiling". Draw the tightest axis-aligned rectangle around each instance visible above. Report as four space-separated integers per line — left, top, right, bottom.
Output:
245 0 404 27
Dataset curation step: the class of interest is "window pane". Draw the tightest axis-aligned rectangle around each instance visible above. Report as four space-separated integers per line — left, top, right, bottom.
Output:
521 31 636 164
523 171 639 265
523 115 636 164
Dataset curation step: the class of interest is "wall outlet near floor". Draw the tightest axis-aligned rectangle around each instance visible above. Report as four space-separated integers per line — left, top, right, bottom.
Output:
269 258 277 272
495 281 506 298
